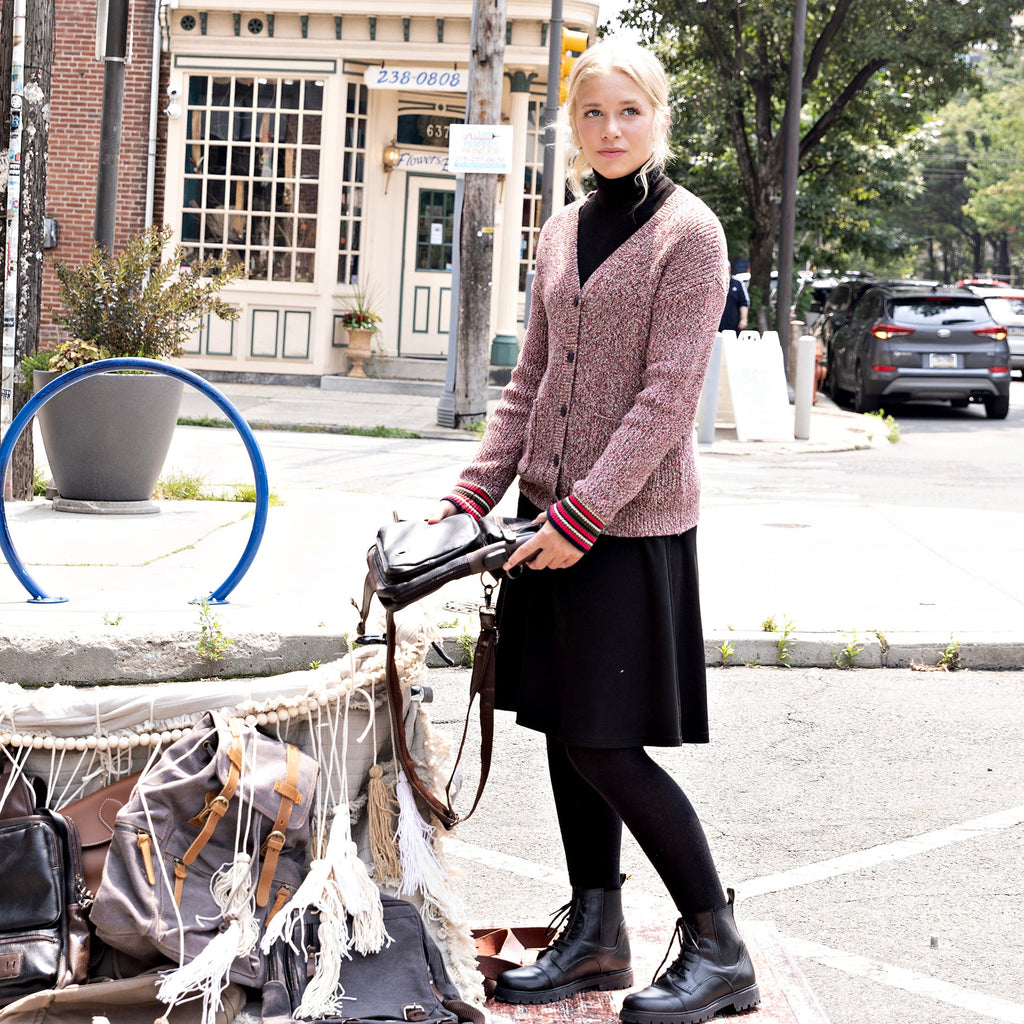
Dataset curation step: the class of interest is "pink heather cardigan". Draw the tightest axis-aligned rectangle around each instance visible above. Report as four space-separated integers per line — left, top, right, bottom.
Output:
448 183 728 542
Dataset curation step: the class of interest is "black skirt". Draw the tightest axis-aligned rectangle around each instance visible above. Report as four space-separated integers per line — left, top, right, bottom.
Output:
494 497 709 748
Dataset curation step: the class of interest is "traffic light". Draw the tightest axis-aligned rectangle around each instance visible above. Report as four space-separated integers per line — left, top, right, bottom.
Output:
559 28 589 104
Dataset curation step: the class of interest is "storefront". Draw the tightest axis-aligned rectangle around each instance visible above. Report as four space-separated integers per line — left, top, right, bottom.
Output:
162 0 599 379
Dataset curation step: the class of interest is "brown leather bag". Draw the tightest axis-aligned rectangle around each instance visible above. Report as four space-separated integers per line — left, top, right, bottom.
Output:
60 773 142 899
0 766 90 1006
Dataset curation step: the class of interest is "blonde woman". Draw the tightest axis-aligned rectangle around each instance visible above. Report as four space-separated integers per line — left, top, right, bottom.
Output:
431 40 759 1024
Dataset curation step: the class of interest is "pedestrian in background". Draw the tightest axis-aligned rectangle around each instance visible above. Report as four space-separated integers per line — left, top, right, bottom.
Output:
719 262 751 333
430 38 759 1024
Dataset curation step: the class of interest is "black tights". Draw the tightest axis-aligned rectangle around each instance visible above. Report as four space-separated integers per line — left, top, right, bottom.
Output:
547 737 727 915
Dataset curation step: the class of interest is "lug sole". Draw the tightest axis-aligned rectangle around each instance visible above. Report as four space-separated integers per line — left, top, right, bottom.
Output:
493 967 635 1005
618 983 761 1024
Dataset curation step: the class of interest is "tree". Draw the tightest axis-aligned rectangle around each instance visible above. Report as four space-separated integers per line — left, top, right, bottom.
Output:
619 0 1024 322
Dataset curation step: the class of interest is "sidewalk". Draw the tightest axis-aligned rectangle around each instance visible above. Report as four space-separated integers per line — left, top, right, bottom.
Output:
2 376 1023 684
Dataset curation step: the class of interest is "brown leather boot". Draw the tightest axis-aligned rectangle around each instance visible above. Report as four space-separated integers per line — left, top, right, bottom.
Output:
492 886 633 1004
619 889 759 1023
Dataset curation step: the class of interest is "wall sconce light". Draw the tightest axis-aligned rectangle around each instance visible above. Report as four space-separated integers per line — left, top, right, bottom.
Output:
164 85 183 119
382 140 400 194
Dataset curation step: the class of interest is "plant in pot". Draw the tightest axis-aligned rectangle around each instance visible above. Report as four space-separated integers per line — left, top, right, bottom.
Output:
338 283 381 378
28 224 245 511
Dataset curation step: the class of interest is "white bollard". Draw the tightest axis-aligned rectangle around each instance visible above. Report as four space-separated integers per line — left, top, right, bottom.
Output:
794 334 816 440
696 333 725 444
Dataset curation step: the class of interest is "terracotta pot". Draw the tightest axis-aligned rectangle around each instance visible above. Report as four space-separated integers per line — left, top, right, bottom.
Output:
33 369 184 508
345 328 375 378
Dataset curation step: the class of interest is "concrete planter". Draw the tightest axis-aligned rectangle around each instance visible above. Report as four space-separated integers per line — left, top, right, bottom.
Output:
345 328 375 378
33 369 184 510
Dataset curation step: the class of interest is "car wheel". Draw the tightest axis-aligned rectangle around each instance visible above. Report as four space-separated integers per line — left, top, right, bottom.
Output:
853 363 879 414
984 394 1010 420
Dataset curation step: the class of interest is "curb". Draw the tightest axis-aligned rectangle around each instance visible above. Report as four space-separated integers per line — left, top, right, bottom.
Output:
4 629 1022 688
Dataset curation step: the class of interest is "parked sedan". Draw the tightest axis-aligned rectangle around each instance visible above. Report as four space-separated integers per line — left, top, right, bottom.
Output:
976 290 1024 377
828 285 1011 419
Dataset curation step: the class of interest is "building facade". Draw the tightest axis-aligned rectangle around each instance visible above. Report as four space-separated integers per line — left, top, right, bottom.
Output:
32 0 598 382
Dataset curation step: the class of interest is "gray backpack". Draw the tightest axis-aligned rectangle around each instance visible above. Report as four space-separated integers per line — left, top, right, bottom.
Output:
90 711 319 986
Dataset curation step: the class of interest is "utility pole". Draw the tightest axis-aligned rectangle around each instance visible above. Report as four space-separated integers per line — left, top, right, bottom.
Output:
96 0 129 250
539 0 563 229
5 0 54 501
775 0 807 377
437 0 506 428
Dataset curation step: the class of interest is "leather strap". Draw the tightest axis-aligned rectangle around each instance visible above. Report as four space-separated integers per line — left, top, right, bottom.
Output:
383 605 495 830
175 725 244 906
256 743 302 907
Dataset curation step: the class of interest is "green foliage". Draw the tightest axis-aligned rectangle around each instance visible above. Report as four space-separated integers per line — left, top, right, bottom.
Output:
18 349 55 391
717 640 735 666
195 598 233 662
46 339 110 374
50 224 245 369
865 409 901 444
775 620 795 668
832 633 864 670
618 0 1024 296
32 464 49 497
153 470 208 501
761 615 778 633
338 281 381 332
938 636 962 671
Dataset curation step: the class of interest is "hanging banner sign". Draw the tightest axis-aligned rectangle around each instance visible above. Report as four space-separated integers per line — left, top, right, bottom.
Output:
447 124 513 174
363 66 467 92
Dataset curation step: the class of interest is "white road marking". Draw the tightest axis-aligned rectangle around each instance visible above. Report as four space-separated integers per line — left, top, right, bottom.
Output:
737 805 1024 898
783 936 1024 1023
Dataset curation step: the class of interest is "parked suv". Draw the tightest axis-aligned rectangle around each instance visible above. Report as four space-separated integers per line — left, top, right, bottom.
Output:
974 289 1024 377
827 285 1011 419
812 277 939 376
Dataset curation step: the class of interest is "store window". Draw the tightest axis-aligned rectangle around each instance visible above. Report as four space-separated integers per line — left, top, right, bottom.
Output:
180 75 324 283
337 80 368 285
519 99 544 292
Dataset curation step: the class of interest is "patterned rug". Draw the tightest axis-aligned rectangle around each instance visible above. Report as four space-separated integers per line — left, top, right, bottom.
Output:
483 920 831 1024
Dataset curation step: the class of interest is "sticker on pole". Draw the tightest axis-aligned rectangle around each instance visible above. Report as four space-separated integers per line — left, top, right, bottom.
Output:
447 124 513 174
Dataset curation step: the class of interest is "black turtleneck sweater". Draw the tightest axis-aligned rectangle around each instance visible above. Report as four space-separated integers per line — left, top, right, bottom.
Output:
577 168 676 286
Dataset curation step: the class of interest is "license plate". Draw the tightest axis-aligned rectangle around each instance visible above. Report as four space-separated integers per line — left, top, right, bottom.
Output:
929 353 957 369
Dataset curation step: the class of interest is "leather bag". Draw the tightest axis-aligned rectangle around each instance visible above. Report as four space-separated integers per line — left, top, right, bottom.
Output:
59 773 141 899
359 514 540 614
355 515 538 830
89 711 319 986
0 767 90 1007
261 896 484 1024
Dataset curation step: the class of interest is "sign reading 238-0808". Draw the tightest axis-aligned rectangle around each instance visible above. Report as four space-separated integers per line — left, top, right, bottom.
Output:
363 67 467 92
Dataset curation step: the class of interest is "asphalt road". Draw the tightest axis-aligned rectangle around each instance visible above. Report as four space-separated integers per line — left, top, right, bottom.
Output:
421 664 1023 1024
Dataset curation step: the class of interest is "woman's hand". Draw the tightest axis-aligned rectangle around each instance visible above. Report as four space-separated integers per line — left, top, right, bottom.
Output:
505 513 583 572
427 500 459 524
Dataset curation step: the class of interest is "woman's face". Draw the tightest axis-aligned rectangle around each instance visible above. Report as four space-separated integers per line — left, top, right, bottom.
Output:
572 69 658 180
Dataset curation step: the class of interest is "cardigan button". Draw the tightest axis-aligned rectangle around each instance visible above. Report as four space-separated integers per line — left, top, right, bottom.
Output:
560 404 568 417
566 351 575 363
573 294 580 307
553 454 560 467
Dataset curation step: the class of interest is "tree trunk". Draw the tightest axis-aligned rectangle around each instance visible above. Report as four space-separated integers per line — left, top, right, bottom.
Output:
10 0 54 500
453 0 506 426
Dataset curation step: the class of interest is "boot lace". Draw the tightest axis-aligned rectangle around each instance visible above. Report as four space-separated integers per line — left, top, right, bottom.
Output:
544 897 584 952
651 918 701 984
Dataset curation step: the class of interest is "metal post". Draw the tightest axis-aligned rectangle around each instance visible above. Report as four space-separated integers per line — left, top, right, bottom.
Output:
1 0 26 498
794 334 815 440
774 0 807 374
538 0 562 229
95 0 129 250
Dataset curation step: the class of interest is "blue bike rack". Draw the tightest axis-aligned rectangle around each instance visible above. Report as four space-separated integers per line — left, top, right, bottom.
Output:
0 358 270 606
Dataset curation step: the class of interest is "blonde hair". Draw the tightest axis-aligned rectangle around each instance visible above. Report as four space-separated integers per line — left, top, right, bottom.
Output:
563 39 672 200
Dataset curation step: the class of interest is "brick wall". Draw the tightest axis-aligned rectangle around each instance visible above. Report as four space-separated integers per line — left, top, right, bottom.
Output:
38 0 165 345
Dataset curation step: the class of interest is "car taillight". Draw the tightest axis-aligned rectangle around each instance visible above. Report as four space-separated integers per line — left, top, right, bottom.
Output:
991 366 1009 374
974 325 1008 342
871 323 914 340
872 365 896 373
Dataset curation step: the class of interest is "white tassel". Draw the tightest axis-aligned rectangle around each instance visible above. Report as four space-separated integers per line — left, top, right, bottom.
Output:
294 885 350 1020
334 838 388 955
394 771 446 901
157 854 258 1024
260 855 341 955
156 921 244 1024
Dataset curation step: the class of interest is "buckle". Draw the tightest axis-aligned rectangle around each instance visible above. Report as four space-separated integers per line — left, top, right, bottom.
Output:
402 1006 428 1022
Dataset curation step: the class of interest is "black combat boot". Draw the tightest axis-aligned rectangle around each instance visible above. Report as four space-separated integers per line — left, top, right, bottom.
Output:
492 886 633 1004
619 889 759 1024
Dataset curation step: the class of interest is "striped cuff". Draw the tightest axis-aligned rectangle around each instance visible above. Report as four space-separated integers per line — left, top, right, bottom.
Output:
444 483 495 519
547 495 604 553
